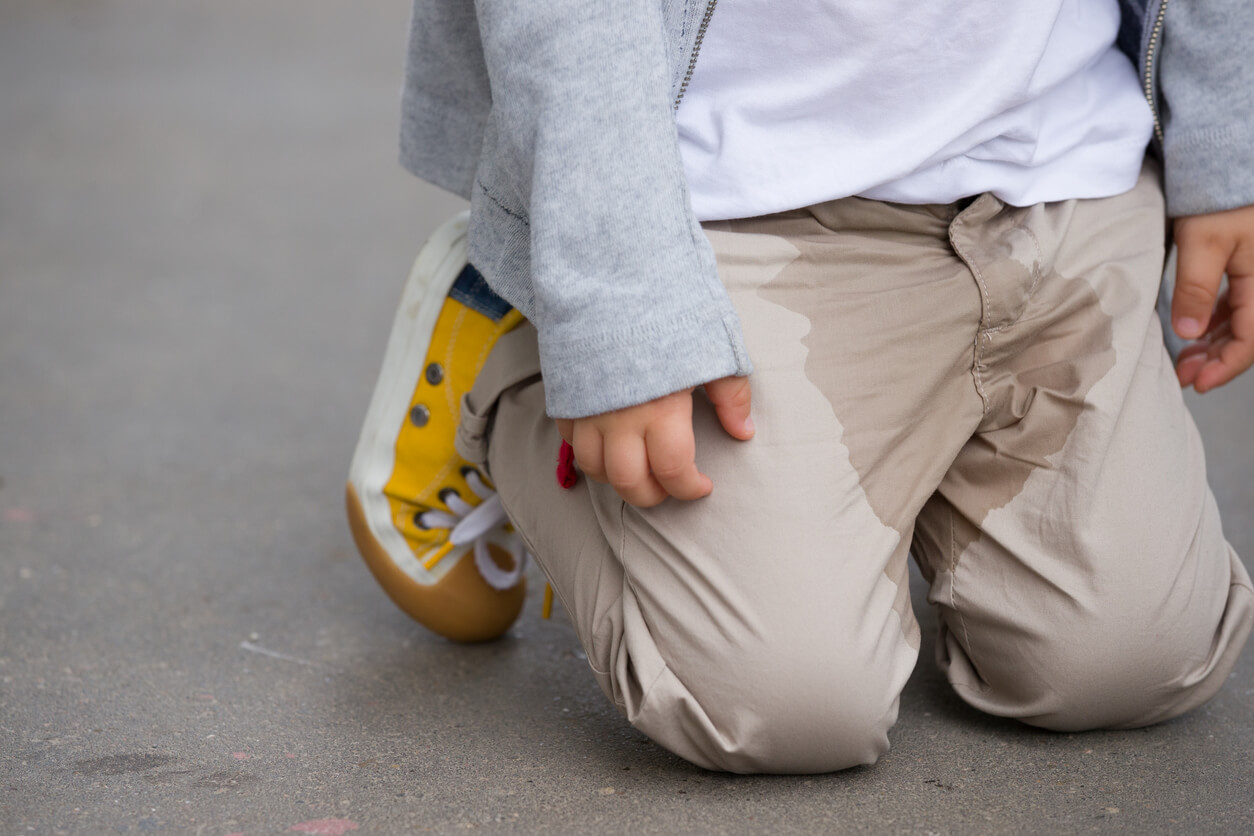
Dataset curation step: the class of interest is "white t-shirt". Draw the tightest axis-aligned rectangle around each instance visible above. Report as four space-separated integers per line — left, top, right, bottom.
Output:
675 0 1155 221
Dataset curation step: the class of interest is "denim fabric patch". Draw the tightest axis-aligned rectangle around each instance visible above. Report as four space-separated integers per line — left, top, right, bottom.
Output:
451 264 513 321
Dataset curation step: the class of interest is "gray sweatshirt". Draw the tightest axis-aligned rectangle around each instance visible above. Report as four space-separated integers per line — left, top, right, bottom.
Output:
400 0 1254 419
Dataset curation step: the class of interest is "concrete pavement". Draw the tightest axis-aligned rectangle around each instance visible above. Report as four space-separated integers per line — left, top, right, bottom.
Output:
2 1 1252 832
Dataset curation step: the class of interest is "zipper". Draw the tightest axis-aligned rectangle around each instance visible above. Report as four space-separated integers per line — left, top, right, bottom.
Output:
1142 0 1168 146
673 0 718 110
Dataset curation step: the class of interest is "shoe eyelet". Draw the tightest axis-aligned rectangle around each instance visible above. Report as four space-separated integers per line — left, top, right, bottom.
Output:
459 465 478 479
409 404 430 427
425 362 444 385
413 510 430 530
438 487 460 506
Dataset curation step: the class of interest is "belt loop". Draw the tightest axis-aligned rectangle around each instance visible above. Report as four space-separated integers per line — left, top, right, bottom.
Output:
455 393 493 467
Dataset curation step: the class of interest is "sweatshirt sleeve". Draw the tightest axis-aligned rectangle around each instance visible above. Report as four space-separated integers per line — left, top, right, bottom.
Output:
466 0 752 419
1158 0 1254 216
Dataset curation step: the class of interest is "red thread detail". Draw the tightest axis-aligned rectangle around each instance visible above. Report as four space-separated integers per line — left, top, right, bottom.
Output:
556 440 577 489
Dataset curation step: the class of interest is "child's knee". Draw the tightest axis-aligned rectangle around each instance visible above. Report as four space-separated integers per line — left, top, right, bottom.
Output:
963 579 1254 732
629 642 912 774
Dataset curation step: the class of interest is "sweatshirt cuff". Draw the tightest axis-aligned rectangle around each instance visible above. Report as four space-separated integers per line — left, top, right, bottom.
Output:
538 309 752 419
1163 123 1254 216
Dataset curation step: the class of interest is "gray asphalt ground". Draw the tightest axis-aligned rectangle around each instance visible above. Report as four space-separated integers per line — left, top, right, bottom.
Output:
2 1 1252 833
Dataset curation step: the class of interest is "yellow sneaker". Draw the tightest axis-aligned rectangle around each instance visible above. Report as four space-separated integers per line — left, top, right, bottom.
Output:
346 212 527 642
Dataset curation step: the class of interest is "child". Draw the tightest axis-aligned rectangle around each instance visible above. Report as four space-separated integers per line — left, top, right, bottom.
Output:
347 0 1254 773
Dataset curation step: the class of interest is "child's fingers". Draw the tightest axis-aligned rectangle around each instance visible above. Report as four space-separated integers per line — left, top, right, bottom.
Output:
1203 293 1234 336
1192 336 1253 393
645 419 712 502
571 424 606 482
1177 322 1236 390
1172 220 1231 339
604 431 667 507
1192 291 1254 393
705 375 755 440
1176 351 1207 388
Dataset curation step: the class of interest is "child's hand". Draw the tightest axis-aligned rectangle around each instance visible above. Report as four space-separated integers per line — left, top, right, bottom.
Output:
555 376 754 508
1172 204 1254 393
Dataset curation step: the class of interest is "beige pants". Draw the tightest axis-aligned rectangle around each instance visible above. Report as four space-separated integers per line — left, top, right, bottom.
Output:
456 166 1254 774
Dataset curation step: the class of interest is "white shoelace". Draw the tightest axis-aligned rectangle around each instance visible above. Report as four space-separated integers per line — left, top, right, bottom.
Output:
418 469 527 591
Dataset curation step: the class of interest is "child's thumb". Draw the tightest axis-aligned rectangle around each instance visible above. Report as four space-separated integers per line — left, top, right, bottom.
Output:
704 375 755 440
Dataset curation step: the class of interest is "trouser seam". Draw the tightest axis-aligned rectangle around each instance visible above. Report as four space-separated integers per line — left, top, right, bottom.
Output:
635 657 673 721
502 485 615 679
949 217 992 418
972 335 991 417
948 503 987 694
614 499 676 715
